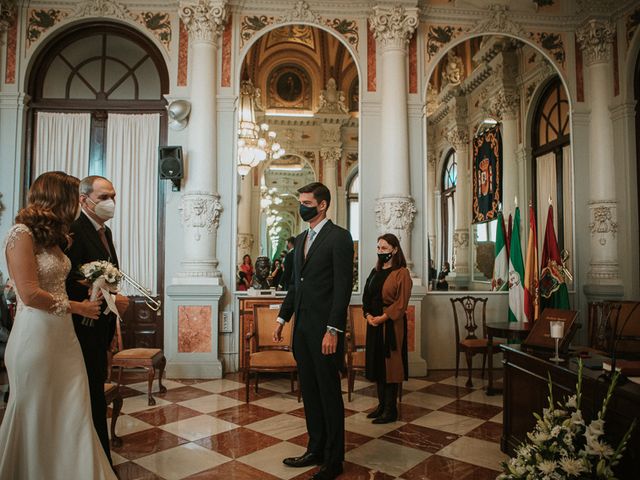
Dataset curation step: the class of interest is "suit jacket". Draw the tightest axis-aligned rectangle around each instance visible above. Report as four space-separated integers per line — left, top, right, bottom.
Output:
278 220 353 333
279 249 295 290
65 212 120 347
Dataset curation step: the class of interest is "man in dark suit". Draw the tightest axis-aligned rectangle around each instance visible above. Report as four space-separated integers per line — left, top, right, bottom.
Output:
278 236 296 290
274 182 353 480
65 175 129 464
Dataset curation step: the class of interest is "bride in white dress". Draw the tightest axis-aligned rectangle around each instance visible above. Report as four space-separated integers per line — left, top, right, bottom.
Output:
0 172 116 480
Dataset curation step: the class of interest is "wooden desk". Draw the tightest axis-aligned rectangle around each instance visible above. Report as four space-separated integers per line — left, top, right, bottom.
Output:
486 322 531 395
501 345 640 478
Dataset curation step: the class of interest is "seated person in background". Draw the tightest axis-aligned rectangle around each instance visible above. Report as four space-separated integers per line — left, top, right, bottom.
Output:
237 270 249 291
435 271 449 291
269 259 283 289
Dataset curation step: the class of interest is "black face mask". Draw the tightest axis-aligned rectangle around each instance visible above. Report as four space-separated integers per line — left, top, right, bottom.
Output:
299 204 318 222
378 252 393 263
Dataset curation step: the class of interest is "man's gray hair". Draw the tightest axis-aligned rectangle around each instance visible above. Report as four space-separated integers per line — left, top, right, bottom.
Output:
79 175 109 196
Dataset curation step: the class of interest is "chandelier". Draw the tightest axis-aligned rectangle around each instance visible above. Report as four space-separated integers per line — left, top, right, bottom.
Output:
237 80 286 177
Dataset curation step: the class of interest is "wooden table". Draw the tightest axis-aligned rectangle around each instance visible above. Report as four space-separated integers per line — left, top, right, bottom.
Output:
486 321 531 395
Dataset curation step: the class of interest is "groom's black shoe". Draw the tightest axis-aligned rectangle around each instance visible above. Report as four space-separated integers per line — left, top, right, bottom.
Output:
283 451 324 467
311 462 343 480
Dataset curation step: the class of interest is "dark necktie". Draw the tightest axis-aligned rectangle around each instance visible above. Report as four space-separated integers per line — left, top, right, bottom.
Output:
98 227 112 257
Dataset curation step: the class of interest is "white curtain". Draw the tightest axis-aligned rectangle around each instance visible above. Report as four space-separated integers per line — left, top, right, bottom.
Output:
34 112 91 179
562 145 574 286
105 113 160 295
536 152 557 257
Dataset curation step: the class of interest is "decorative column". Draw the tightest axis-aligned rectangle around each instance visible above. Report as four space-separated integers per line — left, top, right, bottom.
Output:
237 174 253 262
166 0 227 379
447 127 470 284
176 0 227 284
489 89 520 220
320 146 341 221
370 5 418 276
426 143 437 280
577 19 622 294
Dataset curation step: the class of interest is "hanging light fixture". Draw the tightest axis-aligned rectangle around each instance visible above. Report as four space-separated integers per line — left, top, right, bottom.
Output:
237 80 286 177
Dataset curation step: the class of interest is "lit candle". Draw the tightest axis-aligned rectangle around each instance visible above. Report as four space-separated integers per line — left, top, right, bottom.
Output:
550 321 564 339
514 196 518 208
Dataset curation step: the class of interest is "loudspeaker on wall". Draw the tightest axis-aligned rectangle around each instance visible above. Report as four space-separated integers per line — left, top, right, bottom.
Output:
159 146 183 191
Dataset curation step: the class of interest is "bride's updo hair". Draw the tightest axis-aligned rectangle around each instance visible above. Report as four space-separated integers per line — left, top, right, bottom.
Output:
15 171 80 248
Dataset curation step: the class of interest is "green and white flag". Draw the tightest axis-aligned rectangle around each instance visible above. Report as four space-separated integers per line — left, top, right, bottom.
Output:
491 212 508 291
508 207 525 323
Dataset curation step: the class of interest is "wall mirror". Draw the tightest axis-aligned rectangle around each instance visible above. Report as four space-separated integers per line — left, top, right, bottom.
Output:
425 34 574 292
236 25 360 291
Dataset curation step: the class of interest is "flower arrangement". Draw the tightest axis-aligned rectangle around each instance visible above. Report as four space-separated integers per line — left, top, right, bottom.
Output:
79 260 122 327
499 361 636 480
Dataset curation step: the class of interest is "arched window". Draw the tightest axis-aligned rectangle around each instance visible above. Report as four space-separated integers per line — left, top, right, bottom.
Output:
346 170 359 241
532 76 572 267
441 150 457 268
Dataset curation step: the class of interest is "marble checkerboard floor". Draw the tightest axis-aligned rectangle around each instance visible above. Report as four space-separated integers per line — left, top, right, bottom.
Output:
2 370 508 479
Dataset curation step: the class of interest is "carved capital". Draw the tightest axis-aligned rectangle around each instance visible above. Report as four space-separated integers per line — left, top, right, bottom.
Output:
446 128 469 150
486 89 519 120
320 147 342 166
576 19 615 66
180 192 223 241
179 0 228 45
71 0 131 20
589 201 617 246
369 5 418 51
0 0 16 38
277 1 321 25
375 197 417 238
470 5 524 37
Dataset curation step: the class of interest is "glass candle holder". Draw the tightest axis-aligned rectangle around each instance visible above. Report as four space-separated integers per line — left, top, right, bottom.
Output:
549 320 564 363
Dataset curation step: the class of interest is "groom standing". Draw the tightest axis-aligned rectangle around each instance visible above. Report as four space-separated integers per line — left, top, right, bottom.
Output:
65 175 129 463
274 182 353 480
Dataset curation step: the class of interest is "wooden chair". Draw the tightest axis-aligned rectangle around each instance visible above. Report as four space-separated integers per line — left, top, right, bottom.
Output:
105 383 123 447
112 346 167 406
244 304 299 403
450 296 501 387
588 301 640 358
345 305 367 402
345 305 403 402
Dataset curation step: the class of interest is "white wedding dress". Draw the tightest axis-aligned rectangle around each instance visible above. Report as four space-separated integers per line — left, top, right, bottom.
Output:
0 224 116 479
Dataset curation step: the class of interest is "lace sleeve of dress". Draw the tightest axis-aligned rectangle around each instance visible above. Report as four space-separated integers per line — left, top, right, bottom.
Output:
50 292 70 317
4 224 68 314
4 224 32 251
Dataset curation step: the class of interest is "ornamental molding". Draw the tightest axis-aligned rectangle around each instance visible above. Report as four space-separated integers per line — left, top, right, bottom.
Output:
179 0 228 45
0 0 16 38
320 124 342 144
446 128 469 150
369 5 418 50
374 197 417 235
276 1 321 25
486 89 520 121
320 147 342 165
576 19 615 66
453 231 470 250
317 78 349 115
470 4 525 38
589 202 617 246
71 0 131 20
180 192 223 241
237 233 254 251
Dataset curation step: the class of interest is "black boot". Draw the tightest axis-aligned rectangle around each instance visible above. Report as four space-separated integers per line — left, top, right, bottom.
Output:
366 382 385 419
372 383 398 424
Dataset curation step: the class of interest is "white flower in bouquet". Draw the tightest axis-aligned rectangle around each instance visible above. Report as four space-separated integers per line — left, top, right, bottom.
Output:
78 260 122 327
559 456 588 476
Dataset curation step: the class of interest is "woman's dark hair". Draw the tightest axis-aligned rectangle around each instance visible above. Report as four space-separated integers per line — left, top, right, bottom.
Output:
15 171 80 248
375 233 407 271
242 254 252 265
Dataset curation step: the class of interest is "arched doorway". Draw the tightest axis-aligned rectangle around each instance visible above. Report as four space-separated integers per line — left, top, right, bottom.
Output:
27 21 169 349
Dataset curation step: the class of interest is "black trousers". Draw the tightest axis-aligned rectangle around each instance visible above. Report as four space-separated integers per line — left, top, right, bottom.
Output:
74 319 114 464
293 319 345 465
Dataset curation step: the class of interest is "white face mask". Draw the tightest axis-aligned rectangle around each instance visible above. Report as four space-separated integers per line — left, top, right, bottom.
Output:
74 204 82 221
88 198 115 221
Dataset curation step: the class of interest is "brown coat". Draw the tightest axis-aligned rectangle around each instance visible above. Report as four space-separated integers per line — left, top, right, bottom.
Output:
380 267 412 383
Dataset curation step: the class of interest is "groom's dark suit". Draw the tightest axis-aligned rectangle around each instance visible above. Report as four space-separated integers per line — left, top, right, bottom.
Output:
65 211 119 463
278 220 353 466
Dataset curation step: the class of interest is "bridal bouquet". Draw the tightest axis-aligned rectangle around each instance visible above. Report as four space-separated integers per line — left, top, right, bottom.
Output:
498 361 636 480
79 260 122 327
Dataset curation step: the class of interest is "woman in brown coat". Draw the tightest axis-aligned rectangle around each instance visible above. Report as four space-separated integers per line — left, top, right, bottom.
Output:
362 233 411 424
